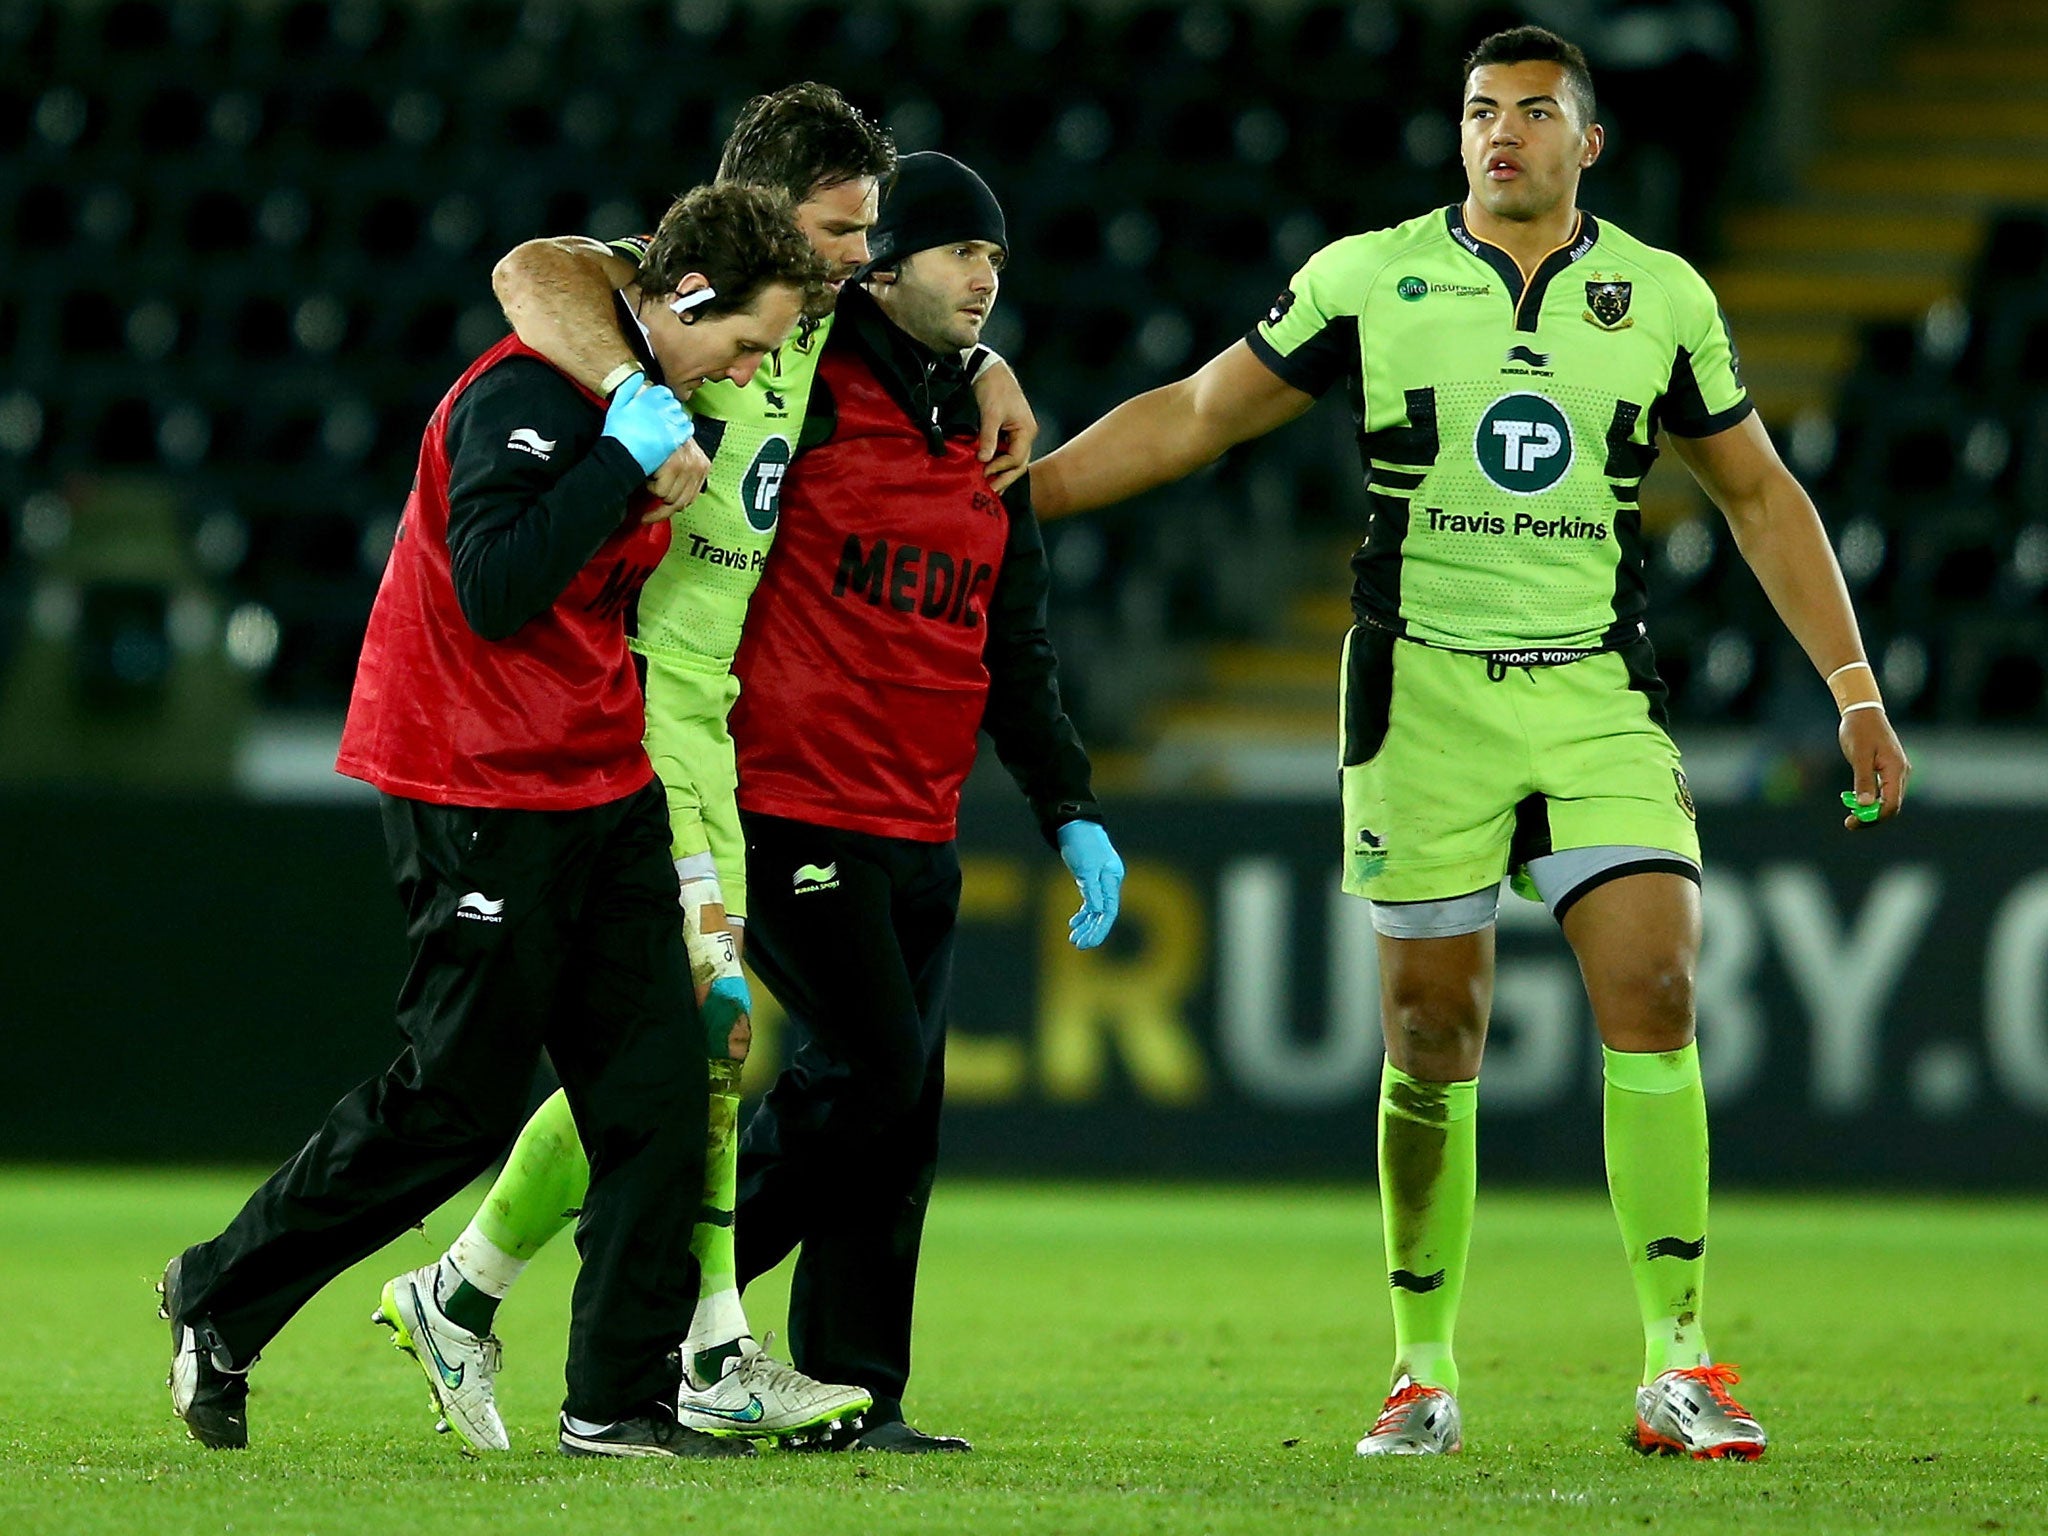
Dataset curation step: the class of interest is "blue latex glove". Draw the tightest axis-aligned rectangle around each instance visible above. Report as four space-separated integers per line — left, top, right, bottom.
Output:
1057 820 1124 950
701 973 752 1060
602 370 694 474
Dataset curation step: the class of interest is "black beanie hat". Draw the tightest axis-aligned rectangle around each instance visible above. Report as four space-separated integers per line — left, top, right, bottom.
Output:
864 152 1008 273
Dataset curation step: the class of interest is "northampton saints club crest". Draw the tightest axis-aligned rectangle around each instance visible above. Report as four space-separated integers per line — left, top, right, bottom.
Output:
1584 277 1633 330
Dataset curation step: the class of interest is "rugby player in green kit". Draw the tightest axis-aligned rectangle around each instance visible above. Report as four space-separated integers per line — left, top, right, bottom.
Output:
1032 27 1910 1459
371 84 1039 1451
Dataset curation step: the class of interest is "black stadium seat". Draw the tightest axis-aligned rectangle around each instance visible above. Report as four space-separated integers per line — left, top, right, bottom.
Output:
1942 619 2048 723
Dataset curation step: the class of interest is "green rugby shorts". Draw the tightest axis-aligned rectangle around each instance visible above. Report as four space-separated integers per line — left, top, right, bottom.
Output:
1338 625 1700 904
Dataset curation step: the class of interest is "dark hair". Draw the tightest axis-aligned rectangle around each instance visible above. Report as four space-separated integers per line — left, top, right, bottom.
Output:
637 184 835 322
1463 26 1596 125
715 82 896 204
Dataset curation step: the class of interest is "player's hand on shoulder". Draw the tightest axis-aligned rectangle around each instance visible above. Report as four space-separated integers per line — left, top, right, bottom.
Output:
643 437 712 523
1838 708 1910 829
602 370 695 476
973 356 1037 494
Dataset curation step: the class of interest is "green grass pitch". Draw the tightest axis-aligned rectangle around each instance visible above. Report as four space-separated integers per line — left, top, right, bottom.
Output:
2 1170 2045 1535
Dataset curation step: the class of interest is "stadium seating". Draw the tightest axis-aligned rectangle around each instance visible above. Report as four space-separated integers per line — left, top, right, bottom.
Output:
1735 209 2048 729
10 0 2039 738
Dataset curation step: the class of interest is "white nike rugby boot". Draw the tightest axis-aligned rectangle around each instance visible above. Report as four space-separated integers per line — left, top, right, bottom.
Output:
675 1335 873 1443
374 1263 509 1452
1355 1374 1463 1456
1634 1363 1767 1460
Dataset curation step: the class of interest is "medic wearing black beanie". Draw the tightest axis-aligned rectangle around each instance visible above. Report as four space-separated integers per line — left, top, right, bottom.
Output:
862 151 1009 274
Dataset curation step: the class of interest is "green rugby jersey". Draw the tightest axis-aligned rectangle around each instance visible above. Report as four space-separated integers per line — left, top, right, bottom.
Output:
1250 206 1751 652
609 234 832 667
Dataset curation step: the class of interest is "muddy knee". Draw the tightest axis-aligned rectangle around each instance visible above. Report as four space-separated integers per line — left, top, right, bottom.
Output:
1595 958 1696 1052
1381 988 1487 1080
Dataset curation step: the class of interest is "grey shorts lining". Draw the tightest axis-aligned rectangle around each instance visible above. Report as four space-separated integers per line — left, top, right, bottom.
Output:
1368 886 1500 939
1526 844 1701 921
1367 845 1700 939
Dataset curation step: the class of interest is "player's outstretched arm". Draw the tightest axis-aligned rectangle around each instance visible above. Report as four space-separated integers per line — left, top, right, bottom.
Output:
1031 341 1315 520
491 237 644 395
1671 414 1911 827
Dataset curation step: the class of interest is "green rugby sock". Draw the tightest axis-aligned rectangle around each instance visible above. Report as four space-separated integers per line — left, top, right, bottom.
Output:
1377 1060 1477 1395
1603 1043 1711 1383
474 1088 590 1262
443 1091 588 1336
685 1059 750 1377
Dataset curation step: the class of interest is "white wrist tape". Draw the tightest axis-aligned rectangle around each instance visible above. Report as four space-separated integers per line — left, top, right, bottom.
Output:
1824 659 1882 714
675 859 743 994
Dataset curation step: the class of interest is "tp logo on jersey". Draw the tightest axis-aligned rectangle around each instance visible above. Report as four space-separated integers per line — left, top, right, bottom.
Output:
1265 288 1296 327
1476 393 1574 495
741 437 792 534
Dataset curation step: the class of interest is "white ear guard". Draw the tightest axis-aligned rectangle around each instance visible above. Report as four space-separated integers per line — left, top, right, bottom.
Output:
669 285 719 315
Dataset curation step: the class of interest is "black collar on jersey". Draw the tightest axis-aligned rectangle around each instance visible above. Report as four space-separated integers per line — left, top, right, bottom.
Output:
835 283 978 455
1444 204 1602 334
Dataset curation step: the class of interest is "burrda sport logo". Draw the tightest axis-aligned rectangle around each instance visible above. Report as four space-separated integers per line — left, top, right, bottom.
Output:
1475 392 1574 495
455 892 504 924
793 862 840 895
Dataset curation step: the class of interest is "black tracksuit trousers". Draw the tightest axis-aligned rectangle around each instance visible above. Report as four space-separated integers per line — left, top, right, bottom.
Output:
174 782 708 1423
733 811 960 1425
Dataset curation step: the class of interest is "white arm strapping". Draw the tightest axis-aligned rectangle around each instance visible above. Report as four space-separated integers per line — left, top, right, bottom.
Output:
675 859 743 992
